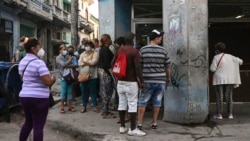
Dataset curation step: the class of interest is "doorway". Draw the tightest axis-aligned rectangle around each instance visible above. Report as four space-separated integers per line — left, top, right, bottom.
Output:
132 0 163 48
208 1 250 102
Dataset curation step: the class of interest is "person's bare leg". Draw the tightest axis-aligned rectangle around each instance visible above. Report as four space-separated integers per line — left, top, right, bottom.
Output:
152 107 160 124
137 106 146 125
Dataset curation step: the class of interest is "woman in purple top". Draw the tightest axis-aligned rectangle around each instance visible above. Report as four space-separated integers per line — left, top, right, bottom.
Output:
18 37 56 141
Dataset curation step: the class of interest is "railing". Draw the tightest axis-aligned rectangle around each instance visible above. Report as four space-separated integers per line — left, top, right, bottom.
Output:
28 0 53 20
52 5 70 22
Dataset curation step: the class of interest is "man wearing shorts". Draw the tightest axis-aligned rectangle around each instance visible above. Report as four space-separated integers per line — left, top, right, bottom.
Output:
114 32 146 136
137 29 171 130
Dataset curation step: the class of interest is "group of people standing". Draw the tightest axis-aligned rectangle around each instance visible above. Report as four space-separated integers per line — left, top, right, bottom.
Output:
54 29 171 136
17 29 243 140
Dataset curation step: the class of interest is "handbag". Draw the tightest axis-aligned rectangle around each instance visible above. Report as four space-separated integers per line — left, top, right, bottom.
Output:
63 68 74 84
49 92 55 107
78 72 90 82
210 53 225 85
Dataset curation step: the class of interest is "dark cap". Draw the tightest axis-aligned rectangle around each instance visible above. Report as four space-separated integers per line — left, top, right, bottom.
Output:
124 32 135 40
149 29 164 40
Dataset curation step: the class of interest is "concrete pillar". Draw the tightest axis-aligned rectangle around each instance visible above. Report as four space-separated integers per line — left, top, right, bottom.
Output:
98 0 115 40
99 0 131 40
163 0 209 124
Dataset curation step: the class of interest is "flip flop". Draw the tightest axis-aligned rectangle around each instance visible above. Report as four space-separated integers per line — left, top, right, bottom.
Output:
60 109 65 113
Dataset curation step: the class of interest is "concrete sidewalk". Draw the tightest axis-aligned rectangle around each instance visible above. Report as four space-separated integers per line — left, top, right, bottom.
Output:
46 97 250 141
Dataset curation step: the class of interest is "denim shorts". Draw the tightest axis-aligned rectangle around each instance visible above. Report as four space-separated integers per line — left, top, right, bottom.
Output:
138 83 165 107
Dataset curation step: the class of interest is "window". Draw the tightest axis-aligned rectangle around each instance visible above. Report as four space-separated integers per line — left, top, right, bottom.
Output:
56 32 61 40
63 2 71 12
63 32 66 40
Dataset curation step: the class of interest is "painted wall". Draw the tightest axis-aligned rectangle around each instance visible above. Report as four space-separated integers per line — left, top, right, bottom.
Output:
114 0 131 38
98 0 115 40
0 8 20 55
163 0 209 124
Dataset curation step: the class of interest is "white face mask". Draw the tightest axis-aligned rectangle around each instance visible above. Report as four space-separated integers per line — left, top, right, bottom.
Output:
62 50 68 56
37 48 45 58
85 46 91 51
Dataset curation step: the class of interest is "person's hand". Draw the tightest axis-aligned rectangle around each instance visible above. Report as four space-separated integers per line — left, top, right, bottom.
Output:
140 83 145 90
166 77 171 84
68 55 73 61
51 75 56 84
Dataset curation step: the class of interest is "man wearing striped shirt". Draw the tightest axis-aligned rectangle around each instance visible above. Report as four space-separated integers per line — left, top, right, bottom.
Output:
137 29 171 130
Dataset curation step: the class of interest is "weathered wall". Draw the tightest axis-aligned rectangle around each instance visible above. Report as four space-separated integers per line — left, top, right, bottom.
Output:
163 0 209 124
99 0 115 40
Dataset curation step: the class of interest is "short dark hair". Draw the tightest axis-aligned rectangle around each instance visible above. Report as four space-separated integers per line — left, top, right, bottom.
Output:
84 41 95 48
114 37 125 46
24 37 40 53
215 42 226 52
93 38 99 44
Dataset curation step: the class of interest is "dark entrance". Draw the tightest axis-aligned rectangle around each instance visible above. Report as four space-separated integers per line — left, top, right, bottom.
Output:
208 0 250 102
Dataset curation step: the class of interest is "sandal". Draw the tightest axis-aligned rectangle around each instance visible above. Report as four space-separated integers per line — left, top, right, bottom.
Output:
60 109 65 113
68 107 76 112
103 113 116 119
93 108 100 113
81 108 87 113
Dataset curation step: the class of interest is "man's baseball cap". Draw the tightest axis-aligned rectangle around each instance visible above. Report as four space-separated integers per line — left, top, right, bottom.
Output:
149 29 164 40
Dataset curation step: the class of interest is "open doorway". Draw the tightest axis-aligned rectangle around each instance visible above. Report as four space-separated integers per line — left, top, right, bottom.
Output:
208 1 250 102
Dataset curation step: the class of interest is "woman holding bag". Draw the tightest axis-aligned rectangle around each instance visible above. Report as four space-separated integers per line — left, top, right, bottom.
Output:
18 37 56 141
210 42 243 120
78 41 100 113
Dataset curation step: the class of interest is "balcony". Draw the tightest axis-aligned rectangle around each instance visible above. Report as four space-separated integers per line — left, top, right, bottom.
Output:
52 5 70 23
27 0 53 21
84 22 94 34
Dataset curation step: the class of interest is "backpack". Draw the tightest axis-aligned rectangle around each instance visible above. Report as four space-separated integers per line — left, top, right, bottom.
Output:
112 51 127 79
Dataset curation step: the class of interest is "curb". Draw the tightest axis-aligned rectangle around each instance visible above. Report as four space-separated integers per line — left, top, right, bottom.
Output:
46 118 105 141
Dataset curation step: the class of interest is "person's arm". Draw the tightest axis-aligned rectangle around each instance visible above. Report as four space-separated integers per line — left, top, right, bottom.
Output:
78 52 85 67
37 60 56 86
166 66 171 84
56 55 72 68
41 74 56 86
210 56 217 72
134 51 144 89
84 52 99 66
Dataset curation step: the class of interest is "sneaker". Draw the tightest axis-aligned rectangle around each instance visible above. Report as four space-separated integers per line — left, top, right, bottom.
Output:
228 114 234 119
213 114 223 119
151 123 158 129
119 127 128 134
128 128 146 136
136 125 142 130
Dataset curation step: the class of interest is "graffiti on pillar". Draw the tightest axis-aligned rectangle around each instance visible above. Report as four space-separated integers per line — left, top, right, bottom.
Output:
189 102 201 112
191 55 207 74
171 63 186 89
164 15 183 49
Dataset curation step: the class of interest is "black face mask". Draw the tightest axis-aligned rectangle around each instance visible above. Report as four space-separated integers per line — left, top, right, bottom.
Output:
68 51 74 56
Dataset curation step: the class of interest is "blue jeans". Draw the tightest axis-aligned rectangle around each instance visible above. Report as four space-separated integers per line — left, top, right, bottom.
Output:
60 80 73 100
138 83 165 107
80 78 98 107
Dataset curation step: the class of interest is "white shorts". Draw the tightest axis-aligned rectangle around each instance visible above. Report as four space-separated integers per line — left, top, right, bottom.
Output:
117 81 139 113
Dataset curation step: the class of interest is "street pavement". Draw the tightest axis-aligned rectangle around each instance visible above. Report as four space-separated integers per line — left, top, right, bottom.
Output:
1 77 250 141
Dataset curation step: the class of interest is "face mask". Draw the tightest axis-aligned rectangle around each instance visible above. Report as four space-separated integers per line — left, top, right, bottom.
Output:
37 48 45 58
85 46 91 51
62 50 68 56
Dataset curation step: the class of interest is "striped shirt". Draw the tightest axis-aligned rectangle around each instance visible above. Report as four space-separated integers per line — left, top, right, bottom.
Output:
18 53 50 98
140 45 171 84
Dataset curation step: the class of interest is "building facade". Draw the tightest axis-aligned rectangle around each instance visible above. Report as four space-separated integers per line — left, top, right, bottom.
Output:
0 0 95 70
98 0 250 124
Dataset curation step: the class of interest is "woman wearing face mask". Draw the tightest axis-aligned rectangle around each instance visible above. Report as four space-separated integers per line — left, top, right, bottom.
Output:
78 41 100 113
56 44 76 113
18 37 56 141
